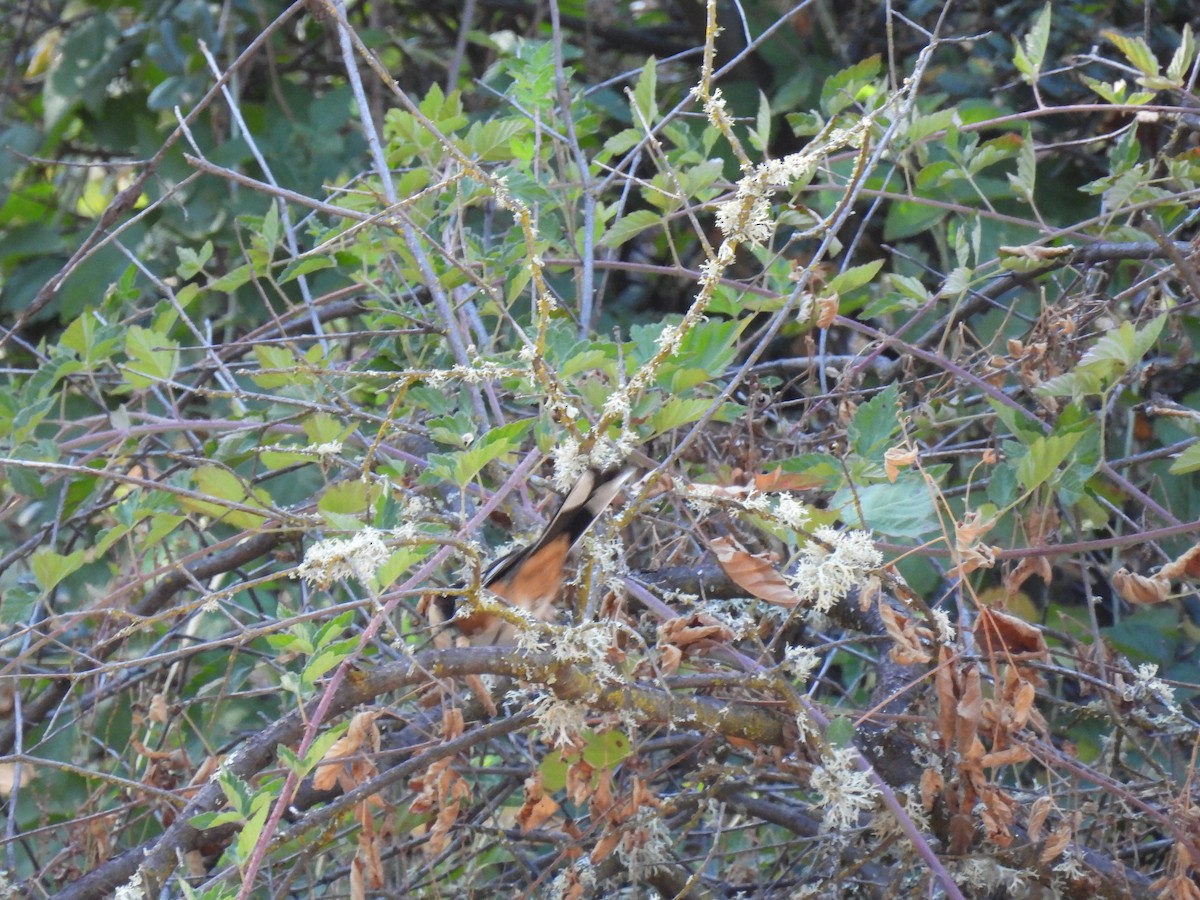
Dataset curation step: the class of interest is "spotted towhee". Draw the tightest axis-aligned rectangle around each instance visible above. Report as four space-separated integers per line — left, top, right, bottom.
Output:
432 466 636 646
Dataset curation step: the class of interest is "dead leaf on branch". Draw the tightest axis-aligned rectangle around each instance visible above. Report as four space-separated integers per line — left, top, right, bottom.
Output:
517 772 560 833
314 709 382 792
878 601 933 665
974 606 1049 661
1003 554 1053 595
1115 543 1200 605
980 787 1018 847
657 612 736 652
1113 568 1169 604
1027 796 1053 844
1160 543 1200 580
883 444 918 483
1040 820 1073 864
708 535 802 606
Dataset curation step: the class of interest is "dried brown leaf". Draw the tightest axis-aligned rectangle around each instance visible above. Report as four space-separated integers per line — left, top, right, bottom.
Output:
149 693 169 725
425 800 460 856
883 445 918 483
657 613 735 651
920 768 943 812
974 606 1049 661
935 647 956 754
1027 796 1053 843
1003 555 1052 594
566 759 596 808
955 510 998 550
1040 821 1072 864
315 710 381 792
946 544 997 580
1160 544 1200 580
658 643 683 675
980 745 1032 768
816 293 838 329
878 601 932 665
1112 567 1170 605
709 535 802 606
956 664 982 753
981 787 1017 847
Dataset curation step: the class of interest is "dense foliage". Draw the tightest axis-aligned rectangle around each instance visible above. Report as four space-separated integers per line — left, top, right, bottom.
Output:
2 1 1199 897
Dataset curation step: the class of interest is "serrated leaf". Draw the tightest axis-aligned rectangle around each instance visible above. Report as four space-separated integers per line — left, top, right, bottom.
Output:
1102 29 1160 78
631 56 658 125
183 465 270 528
1168 24 1196 82
648 396 713 436
835 478 937 538
1016 430 1083 493
278 256 334 283
217 768 254 817
600 209 662 248
820 54 881 116
209 263 252 294
176 240 213 280
377 546 432 589
122 326 179 389
252 344 299 389
1007 129 1037 200
1013 3 1052 83
849 383 901 460
236 800 270 861
302 637 360 686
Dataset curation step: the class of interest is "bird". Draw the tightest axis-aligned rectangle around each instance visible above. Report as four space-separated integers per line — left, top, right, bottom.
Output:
430 466 636 646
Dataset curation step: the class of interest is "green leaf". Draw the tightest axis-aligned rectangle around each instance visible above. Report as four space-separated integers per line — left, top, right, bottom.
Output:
1007 129 1037 201
1013 3 1052 84
749 90 771 153
31 547 87 593
648 397 713 436
183 465 270 528
600 209 661 248
825 259 884 295
303 637 360 687
252 344 299 389
1102 29 1160 79
835 478 937 538
217 768 254 817
1015 430 1083 493
883 199 949 241
582 729 632 769
1038 316 1166 400
1168 25 1196 83
631 56 658 125
848 383 900 460
122 326 179 389
319 481 376 519
176 241 213 280
820 54 881 116
428 419 535 487
278 256 334 283
209 264 253 294
376 545 432 589
1169 441 1200 475
236 798 271 861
